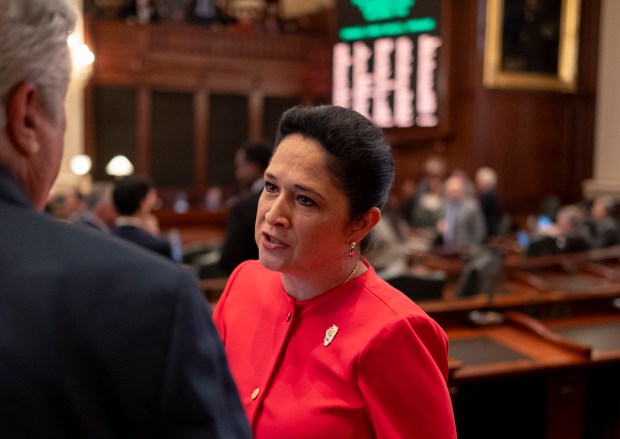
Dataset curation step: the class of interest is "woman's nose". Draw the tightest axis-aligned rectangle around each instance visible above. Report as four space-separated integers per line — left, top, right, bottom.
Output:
264 194 290 227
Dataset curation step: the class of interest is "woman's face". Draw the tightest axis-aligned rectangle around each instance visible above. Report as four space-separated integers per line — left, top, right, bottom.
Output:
255 134 353 276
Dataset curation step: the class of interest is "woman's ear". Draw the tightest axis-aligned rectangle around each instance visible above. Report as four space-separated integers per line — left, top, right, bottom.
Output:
350 207 382 242
6 82 41 157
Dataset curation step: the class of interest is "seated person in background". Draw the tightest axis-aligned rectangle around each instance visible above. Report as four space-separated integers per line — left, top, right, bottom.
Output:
366 195 411 278
199 140 272 278
588 195 619 248
399 156 447 226
436 175 486 248
526 204 592 256
112 175 175 260
412 173 444 229
64 189 86 220
417 156 448 194
474 166 503 239
71 182 117 233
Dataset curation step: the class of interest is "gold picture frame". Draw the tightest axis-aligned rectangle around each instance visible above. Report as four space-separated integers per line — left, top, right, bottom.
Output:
483 0 581 92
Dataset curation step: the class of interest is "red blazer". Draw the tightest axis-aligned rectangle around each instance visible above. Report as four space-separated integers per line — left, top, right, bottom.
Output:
214 259 457 439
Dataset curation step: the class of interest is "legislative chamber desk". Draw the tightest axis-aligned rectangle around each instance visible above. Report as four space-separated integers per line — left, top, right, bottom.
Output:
419 246 620 439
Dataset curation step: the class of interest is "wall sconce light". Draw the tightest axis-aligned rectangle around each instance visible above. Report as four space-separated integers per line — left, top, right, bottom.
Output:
105 155 134 177
70 154 92 176
68 34 95 80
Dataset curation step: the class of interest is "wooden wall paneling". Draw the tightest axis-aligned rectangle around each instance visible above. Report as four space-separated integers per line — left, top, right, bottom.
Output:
249 88 265 141
150 90 195 188
464 0 601 218
91 86 138 181
206 93 249 189
263 96 302 141
85 18 332 198
136 86 151 176
84 0 601 217
567 0 601 200
445 0 479 174
195 90 208 196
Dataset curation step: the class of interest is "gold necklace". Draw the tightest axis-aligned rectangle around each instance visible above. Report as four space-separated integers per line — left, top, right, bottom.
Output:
344 261 359 284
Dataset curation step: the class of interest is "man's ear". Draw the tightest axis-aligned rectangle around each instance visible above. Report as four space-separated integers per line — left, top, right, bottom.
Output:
349 207 382 243
7 82 41 157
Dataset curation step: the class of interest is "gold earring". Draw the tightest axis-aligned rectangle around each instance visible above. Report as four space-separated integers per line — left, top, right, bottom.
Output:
349 241 356 257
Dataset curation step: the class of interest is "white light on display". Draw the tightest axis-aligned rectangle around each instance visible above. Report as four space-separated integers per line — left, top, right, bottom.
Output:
394 36 414 127
332 35 441 128
416 34 442 127
333 0 443 129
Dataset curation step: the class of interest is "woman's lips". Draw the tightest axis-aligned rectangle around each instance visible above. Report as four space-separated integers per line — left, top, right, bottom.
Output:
261 232 288 249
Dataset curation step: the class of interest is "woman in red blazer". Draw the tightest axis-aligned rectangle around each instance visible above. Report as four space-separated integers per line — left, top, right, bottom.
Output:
214 105 457 439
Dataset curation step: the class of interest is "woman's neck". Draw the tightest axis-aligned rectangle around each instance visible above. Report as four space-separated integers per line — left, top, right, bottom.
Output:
281 259 366 301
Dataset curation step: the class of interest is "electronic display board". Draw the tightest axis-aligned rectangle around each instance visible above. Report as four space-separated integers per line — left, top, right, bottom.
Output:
333 0 443 129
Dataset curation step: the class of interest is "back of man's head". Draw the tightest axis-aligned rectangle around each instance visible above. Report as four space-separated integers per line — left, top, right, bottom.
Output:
0 0 76 132
242 140 273 172
0 0 76 210
475 167 498 192
445 175 465 201
234 140 273 189
112 175 154 216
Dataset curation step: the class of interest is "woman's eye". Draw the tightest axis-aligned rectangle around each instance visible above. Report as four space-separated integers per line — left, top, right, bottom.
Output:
265 182 278 193
298 195 315 207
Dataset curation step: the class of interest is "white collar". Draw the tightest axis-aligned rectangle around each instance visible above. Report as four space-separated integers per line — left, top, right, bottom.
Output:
115 215 146 229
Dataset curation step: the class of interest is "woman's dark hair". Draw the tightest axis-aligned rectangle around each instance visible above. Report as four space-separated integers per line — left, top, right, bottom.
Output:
275 105 394 251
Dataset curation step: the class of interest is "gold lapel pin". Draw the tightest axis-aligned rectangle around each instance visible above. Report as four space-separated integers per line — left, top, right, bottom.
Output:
323 324 339 347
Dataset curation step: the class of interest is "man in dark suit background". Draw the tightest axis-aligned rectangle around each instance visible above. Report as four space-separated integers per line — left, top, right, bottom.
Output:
0 1 251 437
199 140 272 277
588 195 619 249
475 166 503 239
112 175 175 260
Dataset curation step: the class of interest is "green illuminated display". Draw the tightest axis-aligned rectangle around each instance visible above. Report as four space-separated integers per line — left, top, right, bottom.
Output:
339 16 436 41
351 0 416 22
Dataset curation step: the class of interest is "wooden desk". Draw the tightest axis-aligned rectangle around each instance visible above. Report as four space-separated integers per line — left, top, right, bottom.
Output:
408 245 620 324
153 208 228 245
446 309 620 439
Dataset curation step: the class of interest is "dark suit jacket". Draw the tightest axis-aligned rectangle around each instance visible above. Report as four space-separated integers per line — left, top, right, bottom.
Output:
0 165 251 438
73 211 111 234
478 189 502 238
219 190 261 273
591 217 619 248
113 224 173 260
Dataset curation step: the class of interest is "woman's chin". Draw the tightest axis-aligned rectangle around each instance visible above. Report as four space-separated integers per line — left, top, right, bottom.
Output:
258 254 285 272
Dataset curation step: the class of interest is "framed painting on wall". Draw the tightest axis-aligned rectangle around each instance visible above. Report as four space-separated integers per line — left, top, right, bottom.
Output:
483 0 581 92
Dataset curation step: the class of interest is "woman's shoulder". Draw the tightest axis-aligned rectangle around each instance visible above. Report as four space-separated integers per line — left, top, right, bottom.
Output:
355 275 448 356
357 272 428 317
348 272 438 327
224 260 282 298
